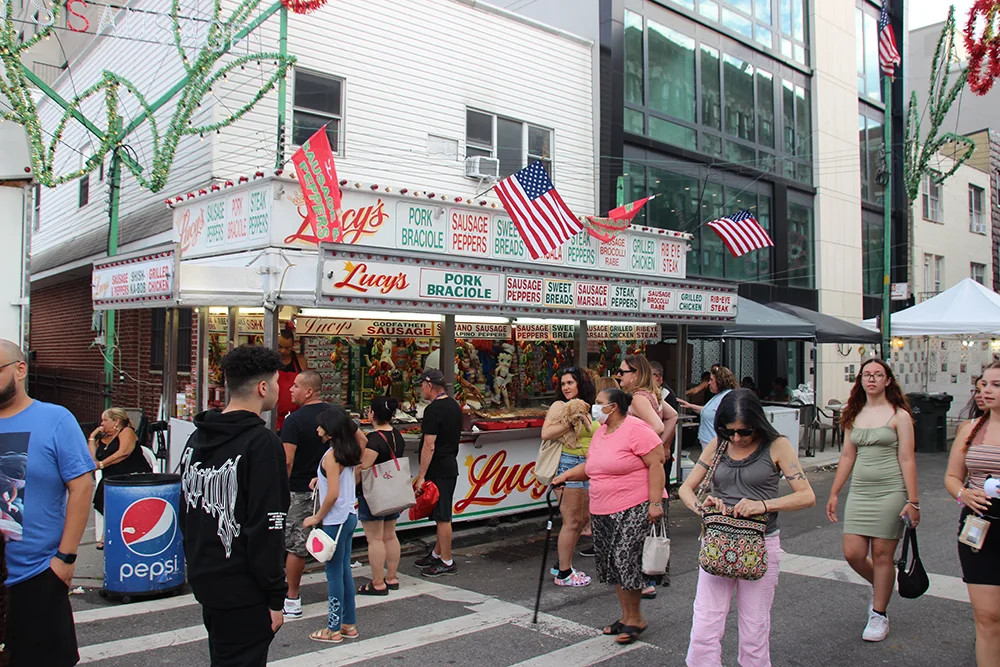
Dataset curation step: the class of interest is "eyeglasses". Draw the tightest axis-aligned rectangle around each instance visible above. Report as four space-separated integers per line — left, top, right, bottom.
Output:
716 427 755 438
0 361 18 372
615 367 637 376
861 373 886 381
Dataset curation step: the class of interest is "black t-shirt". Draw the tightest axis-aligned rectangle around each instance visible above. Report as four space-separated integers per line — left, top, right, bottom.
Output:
280 402 332 492
366 429 406 464
420 395 463 478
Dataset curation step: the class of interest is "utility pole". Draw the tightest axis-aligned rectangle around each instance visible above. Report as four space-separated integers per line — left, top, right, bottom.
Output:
880 75 893 360
103 119 123 407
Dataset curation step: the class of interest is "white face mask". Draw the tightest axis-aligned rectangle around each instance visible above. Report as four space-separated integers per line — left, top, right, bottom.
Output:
592 404 609 424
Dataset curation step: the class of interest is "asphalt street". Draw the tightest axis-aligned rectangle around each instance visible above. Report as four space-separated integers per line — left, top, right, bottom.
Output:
69 451 977 666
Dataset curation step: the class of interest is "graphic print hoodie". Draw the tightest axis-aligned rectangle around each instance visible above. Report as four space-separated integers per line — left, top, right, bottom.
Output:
180 409 290 611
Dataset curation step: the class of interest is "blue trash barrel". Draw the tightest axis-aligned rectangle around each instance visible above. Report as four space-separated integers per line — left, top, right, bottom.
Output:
103 473 185 596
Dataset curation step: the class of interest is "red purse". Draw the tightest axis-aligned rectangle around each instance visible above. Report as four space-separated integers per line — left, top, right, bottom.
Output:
408 480 441 521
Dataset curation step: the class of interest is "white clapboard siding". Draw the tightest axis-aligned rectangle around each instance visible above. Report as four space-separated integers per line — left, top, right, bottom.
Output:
213 0 596 214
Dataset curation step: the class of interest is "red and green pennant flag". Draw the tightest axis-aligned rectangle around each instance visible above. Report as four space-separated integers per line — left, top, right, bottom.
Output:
290 125 343 243
586 195 655 242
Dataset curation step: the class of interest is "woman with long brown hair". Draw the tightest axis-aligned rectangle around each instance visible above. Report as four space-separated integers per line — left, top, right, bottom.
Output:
826 358 919 643
945 361 1000 666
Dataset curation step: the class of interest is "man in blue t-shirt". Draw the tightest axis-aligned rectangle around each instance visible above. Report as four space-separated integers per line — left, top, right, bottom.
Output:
0 340 95 666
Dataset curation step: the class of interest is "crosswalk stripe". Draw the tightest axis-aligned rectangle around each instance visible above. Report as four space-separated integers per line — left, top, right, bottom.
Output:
780 552 970 603
508 635 647 666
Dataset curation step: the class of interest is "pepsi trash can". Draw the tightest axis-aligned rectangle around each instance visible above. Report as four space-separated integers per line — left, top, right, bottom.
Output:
103 473 185 597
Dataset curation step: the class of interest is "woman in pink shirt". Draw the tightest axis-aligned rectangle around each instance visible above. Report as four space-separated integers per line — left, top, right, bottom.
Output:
553 387 666 645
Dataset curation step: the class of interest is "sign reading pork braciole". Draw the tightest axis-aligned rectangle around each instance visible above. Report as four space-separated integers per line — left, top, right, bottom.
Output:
318 246 738 323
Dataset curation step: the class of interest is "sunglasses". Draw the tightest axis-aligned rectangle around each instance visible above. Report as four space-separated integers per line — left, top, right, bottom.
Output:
615 367 637 376
716 427 755 438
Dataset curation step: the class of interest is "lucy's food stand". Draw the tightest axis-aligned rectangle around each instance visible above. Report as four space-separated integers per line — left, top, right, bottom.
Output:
96 175 738 530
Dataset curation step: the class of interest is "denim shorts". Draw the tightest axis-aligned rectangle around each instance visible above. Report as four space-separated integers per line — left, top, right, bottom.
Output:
557 452 589 489
357 492 401 523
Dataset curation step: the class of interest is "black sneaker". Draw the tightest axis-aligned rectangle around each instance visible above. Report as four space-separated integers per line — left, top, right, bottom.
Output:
414 552 441 568
421 561 458 577
578 545 596 557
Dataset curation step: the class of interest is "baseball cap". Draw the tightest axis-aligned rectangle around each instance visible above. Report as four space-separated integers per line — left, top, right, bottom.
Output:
417 368 446 386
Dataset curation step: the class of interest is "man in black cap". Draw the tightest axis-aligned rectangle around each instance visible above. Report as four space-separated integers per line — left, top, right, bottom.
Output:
413 368 463 576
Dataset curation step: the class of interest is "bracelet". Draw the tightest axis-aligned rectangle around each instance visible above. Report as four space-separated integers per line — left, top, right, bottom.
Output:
762 500 768 512
650 502 663 507
907 501 920 510
957 489 965 506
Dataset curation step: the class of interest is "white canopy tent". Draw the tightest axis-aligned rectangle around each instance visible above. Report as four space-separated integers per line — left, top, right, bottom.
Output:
862 278 1000 337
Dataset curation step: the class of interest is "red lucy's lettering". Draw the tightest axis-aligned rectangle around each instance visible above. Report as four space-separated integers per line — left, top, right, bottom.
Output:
177 209 205 253
454 451 545 513
332 261 409 295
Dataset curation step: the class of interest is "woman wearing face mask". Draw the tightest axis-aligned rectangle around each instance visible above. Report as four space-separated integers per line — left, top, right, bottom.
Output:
552 388 667 645
679 367 739 447
945 361 1000 667
541 367 598 587
826 358 918 643
678 389 815 666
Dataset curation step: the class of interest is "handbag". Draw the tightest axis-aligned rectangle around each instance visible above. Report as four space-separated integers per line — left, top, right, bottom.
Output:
642 518 671 575
533 439 562 487
896 523 929 599
306 491 344 563
695 439 770 581
361 431 416 516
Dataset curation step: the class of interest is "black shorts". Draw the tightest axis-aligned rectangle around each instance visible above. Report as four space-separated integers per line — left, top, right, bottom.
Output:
428 476 457 523
7 567 79 667
203 602 275 666
958 504 1000 586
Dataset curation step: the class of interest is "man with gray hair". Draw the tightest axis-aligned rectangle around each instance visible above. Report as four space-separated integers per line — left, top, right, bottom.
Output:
0 339 95 666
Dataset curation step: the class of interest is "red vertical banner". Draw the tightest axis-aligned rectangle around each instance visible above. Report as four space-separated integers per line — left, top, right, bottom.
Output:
290 126 343 242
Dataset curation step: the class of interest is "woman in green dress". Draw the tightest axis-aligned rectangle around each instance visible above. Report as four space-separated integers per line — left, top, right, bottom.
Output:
826 358 919 644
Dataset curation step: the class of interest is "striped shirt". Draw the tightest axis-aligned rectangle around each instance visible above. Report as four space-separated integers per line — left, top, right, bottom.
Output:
967 423 1000 490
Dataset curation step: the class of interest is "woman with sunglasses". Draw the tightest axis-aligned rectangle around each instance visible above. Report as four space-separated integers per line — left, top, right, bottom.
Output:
552 388 667 645
679 389 815 667
541 367 598 587
826 358 918 643
679 366 739 448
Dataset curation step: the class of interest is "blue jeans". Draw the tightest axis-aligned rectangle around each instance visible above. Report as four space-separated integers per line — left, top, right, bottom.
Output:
324 513 358 631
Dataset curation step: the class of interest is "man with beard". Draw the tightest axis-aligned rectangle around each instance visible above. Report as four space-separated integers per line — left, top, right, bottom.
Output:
0 339 95 666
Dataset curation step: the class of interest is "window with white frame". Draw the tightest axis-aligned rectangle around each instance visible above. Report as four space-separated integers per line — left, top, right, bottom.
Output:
78 153 90 208
465 109 552 178
969 184 986 234
32 184 41 231
292 71 343 153
971 262 986 285
921 171 942 222
923 253 944 294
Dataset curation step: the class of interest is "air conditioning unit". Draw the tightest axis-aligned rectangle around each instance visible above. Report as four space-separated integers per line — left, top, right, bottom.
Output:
465 156 500 180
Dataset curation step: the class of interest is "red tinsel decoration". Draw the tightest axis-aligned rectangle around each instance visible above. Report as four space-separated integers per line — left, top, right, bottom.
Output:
965 0 1000 95
280 0 327 14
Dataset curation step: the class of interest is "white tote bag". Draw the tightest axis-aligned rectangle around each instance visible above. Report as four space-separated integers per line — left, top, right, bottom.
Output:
306 491 344 563
361 431 416 517
642 519 671 575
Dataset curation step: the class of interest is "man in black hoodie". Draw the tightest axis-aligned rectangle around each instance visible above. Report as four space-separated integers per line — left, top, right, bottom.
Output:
180 345 289 666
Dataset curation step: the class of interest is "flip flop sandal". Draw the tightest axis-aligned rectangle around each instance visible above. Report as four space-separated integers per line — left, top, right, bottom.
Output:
309 629 343 644
96 543 104 551
641 588 657 600
386 582 400 590
602 620 625 636
340 625 360 640
615 625 647 645
357 582 389 596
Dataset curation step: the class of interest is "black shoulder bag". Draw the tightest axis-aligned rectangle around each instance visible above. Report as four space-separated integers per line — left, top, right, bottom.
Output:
896 524 929 599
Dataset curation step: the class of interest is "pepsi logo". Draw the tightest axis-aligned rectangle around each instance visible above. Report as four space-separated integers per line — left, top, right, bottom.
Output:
120 497 177 557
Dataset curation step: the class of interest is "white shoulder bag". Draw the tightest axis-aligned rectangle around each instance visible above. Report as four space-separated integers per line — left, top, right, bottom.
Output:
306 490 344 563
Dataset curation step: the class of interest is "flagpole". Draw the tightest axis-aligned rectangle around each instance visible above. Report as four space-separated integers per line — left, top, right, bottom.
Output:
880 73 893 360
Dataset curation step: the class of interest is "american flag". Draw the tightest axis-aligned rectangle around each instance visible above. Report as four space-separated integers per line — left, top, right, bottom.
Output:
707 209 774 258
878 2 900 76
493 161 582 260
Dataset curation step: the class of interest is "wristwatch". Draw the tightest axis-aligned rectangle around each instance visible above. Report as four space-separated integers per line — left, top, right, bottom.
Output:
55 551 77 565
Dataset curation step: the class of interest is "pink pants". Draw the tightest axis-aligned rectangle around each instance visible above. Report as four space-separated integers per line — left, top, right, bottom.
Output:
686 534 782 667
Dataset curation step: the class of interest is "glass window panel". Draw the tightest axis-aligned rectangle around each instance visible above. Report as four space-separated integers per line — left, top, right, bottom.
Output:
724 55 755 142
862 213 884 296
700 183 726 278
729 0 753 14
625 108 645 134
757 69 774 147
755 0 772 23
648 20 696 122
780 0 792 33
781 37 793 58
647 168 699 234
757 194 772 280
700 0 720 21
722 8 753 37
466 145 491 159
528 126 551 160
792 0 804 40
293 112 340 152
703 133 723 156
294 72 341 115
622 161 648 225
701 45 722 129
755 25 773 48
867 115 884 205
796 161 812 184
496 117 523 177
864 12 879 100
673 0 695 8
794 44 806 64
787 200 814 288
466 110 492 147
650 116 697 150
758 152 777 173
859 114 869 201
856 8 866 96
795 85 811 161
726 140 756 166
782 80 795 154
625 11 644 106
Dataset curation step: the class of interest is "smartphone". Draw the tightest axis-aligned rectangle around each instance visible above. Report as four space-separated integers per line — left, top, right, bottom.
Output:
902 514 913 529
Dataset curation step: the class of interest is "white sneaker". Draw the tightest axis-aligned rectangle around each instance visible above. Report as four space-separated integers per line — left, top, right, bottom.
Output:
867 588 874 614
862 611 889 642
283 597 302 620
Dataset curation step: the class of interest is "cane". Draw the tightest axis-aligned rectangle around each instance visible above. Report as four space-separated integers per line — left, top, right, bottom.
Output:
532 483 563 624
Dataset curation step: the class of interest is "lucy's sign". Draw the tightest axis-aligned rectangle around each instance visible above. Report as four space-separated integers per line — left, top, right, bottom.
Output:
92 250 177 310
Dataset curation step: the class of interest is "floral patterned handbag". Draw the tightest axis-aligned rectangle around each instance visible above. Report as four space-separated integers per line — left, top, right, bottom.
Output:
695 439 770 581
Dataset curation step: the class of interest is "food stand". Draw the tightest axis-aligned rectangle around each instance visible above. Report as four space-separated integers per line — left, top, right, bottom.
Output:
100 175 738 530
